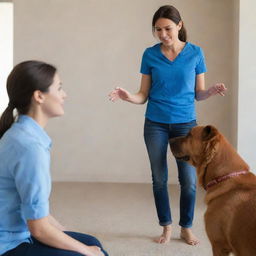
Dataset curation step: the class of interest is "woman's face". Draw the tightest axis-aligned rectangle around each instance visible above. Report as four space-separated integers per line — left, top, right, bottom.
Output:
41 72 67 118
154 18 182 47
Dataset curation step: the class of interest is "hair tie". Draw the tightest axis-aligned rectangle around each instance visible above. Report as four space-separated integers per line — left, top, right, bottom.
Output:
7 102 15 109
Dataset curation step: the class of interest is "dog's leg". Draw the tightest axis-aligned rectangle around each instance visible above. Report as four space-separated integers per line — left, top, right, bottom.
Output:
211 243 231 256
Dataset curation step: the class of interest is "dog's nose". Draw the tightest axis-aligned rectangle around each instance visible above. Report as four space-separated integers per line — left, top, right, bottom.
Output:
169 138 176 144
169 137 180 146
169 138 178 152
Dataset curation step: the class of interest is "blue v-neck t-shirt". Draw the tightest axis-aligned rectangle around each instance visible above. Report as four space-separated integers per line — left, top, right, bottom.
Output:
140 42 207 124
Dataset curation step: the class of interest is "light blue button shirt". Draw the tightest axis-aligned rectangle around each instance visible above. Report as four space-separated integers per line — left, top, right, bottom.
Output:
0 115 52 255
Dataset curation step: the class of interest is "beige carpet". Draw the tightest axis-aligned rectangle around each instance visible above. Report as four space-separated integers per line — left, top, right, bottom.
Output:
50 182 212 256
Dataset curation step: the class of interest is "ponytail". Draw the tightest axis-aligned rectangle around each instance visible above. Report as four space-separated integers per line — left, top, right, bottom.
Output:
178 23 187 42
0 104 15 138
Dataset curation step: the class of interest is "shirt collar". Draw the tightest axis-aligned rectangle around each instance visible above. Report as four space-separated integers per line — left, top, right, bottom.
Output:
17 115 52 150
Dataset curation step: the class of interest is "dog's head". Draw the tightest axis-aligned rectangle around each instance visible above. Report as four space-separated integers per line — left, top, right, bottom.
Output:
170 125 220 185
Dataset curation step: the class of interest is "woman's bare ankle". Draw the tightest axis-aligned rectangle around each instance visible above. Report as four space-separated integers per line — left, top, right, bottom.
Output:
163 224 172 231
155 225 172 244
180 227 199 246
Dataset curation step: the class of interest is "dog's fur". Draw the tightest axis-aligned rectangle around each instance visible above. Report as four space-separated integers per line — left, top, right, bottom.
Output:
170 125 256 256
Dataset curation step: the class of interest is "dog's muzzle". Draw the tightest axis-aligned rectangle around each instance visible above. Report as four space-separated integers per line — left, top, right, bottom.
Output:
169 137 190 161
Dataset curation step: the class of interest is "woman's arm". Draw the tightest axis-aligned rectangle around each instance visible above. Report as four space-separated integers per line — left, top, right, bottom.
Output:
48 214 66 231
15 147 103 256
195 73 227 101
109 74 151 104
28 216 104 256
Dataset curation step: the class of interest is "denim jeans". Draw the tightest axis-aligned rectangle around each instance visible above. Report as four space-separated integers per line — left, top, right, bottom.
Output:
2 231 109 256
144 118 197 228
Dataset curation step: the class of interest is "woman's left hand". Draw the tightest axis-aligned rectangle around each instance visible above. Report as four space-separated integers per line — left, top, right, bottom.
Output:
208 83 227 97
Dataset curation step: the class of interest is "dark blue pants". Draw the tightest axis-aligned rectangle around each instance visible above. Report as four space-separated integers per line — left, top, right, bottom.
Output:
2 231 109 256
144 118 197 228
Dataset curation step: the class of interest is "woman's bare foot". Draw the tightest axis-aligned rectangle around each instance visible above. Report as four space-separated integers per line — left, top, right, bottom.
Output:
155 225 172 244
180 227 200 245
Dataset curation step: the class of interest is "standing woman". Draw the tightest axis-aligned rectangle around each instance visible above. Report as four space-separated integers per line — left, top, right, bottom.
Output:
0 61 108 256
109 5 226 245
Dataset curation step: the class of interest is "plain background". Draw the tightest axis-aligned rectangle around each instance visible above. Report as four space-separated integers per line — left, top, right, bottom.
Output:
4 0 256 183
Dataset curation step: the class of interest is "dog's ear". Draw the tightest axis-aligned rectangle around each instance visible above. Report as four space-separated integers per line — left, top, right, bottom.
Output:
202 126 220 162
202 125 219 141
198 126 220 186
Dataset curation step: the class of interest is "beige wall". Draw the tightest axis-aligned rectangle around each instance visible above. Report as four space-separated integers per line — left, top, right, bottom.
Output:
237 0 256 173
231 0 239 148
13 0 236 183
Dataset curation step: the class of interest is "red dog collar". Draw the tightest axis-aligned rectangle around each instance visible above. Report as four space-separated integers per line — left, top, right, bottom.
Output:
205 170 249 191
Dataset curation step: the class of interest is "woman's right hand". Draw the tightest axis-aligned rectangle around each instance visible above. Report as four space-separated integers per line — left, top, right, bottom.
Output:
85 246 104 256
28 217 105 256
109 87 131 102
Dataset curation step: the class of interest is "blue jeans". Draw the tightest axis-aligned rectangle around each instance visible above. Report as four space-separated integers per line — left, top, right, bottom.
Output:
2 231 109 256
144 118 197 228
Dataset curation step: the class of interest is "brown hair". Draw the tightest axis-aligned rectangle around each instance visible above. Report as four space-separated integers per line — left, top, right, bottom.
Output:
0 60 56 138
152 5 187 42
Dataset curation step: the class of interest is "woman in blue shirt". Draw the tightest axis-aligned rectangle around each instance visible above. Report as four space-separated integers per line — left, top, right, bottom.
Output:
0 61 108 256
109 5 226 245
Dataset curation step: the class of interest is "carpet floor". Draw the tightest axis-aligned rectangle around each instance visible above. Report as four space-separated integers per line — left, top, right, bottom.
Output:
51 182 213 256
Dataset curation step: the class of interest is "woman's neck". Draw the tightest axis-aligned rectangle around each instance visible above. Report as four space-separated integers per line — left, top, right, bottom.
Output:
27 109 48 128
161 40 185 53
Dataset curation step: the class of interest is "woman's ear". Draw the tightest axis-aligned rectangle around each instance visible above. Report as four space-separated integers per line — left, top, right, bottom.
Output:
33 90 45 104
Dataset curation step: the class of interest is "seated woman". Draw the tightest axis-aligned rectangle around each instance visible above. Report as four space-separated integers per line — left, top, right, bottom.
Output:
0 61 108 256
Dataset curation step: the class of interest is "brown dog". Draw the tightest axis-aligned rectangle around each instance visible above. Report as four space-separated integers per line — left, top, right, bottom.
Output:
170 125 256 256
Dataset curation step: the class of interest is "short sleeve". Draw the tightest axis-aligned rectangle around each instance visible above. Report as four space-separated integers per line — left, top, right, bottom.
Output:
195 47 207 75
140 49 151 75
13 145 51 220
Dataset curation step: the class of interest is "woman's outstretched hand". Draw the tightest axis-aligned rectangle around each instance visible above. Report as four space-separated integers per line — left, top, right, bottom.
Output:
208 83 227 97
109 87 131 102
